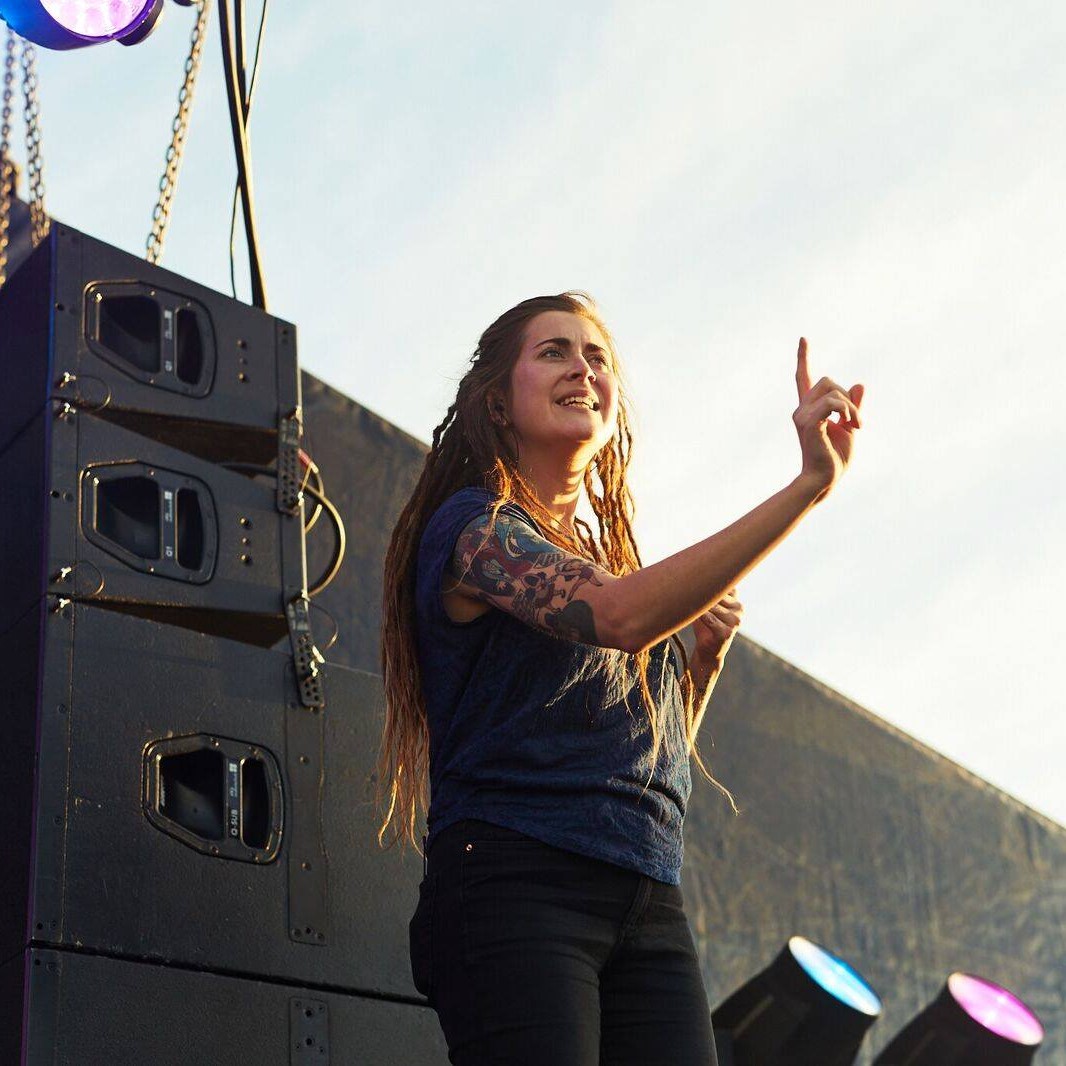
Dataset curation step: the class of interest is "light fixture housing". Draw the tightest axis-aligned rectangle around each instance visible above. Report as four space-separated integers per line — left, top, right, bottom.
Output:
0 0 165 49
874 972 1044 1065
712 935 882 1065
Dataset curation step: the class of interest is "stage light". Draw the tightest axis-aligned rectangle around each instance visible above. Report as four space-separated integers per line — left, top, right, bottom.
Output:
789 935 883 1017
712 935 882 1065
874 972 1043 1065
0 0 165 50
948 974 1044 1045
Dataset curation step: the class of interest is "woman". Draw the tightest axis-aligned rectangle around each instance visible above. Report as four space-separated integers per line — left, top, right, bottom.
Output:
376 292 864 1065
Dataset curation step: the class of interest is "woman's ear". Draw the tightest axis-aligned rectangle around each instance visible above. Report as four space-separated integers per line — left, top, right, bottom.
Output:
486 390 508 426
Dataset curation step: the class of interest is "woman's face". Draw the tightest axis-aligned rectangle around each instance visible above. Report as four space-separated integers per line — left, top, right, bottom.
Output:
499 310 619 456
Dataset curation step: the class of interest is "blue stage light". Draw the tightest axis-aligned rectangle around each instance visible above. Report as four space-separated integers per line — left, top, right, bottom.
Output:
713 935 882 1064
0 0 165 50
789 935 883 1016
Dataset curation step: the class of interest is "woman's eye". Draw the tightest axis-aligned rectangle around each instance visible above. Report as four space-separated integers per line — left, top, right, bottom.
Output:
541 348 610 369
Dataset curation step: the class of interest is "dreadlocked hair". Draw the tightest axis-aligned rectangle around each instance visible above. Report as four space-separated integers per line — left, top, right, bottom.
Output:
375 291 736 856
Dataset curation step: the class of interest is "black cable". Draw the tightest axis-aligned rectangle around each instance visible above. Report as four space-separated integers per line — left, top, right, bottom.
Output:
298 481 345 596
228 0 268 300
234 0 246 106
301 455 324 533
308 600 340 652
220 462 346 597
218 0 267 308
309 466 324 531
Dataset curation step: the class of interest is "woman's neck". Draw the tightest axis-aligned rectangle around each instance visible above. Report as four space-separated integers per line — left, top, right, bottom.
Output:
514 452 585 534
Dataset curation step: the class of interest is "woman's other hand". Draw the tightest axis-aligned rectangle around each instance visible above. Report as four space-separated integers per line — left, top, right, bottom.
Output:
793 337 864 495
693 587 744 664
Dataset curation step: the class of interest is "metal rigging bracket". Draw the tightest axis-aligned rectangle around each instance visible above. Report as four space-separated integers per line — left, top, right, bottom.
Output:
277 405 304 515
286 594 325 709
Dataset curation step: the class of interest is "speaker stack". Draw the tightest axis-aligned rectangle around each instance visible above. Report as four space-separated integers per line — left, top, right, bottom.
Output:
0 223 447 1063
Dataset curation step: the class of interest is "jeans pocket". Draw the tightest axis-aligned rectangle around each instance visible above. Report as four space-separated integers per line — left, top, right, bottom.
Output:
409 872 437 1002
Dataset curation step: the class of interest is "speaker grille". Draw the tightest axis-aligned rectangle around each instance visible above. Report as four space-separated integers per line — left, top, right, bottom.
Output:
96 294 161 374
96 476 160 561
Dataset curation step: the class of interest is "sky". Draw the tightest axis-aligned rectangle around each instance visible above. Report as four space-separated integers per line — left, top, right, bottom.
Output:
10 1 1065 826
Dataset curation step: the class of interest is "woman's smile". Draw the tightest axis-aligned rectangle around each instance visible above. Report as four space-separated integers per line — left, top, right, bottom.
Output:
556 397 599 413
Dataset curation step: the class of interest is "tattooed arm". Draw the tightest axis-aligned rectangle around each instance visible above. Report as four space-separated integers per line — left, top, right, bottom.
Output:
444 509 624 648
448 474 824 654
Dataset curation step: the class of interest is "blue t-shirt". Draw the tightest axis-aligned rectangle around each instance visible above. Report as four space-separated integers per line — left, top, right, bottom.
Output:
415 486 692 884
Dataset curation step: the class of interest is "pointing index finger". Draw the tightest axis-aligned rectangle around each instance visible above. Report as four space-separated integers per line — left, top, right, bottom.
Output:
796 337 811 401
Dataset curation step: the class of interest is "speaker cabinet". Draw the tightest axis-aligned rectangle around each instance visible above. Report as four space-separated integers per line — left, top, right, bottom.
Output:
0 222 299 461
1 948 449 1065
0 409 307 643
0 599 424 999
1 225 440 1062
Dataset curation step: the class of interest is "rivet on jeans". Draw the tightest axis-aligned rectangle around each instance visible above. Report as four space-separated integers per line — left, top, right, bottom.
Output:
465 843 473 851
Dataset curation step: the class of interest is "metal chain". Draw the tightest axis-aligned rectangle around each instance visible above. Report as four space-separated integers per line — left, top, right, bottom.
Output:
147 0 211 264
0 29 19 288
20 36 48 248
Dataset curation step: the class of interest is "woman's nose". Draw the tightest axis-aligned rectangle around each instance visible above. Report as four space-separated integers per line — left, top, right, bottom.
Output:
569 357 596 381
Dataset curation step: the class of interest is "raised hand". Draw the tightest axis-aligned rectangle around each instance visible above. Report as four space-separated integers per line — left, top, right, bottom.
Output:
793 337 864 494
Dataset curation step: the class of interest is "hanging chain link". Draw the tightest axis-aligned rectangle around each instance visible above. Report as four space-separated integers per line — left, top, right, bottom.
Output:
20 36 49 249
0 28 47 289
146 0 211 264
0 29 20 289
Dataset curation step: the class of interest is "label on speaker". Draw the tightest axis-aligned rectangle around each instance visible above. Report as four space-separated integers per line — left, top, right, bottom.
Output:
227 758 240 840
162 488 176 561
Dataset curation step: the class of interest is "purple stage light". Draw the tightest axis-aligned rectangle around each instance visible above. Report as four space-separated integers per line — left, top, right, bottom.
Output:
40 0 151 39
0 0 163 49
947 973 1044 1046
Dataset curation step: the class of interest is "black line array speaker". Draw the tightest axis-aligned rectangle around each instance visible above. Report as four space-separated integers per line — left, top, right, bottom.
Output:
0 406 307 643
0 223 308 646
0 222 295 458
0 225 447 1063
0 601 444 1063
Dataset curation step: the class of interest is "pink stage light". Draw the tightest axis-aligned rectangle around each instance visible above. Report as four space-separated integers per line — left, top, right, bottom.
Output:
0 0 164 48
40 0 152 39
947 973 1044 1046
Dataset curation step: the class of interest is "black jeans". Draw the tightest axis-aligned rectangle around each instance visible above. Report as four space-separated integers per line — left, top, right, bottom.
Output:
409 819 718 1065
